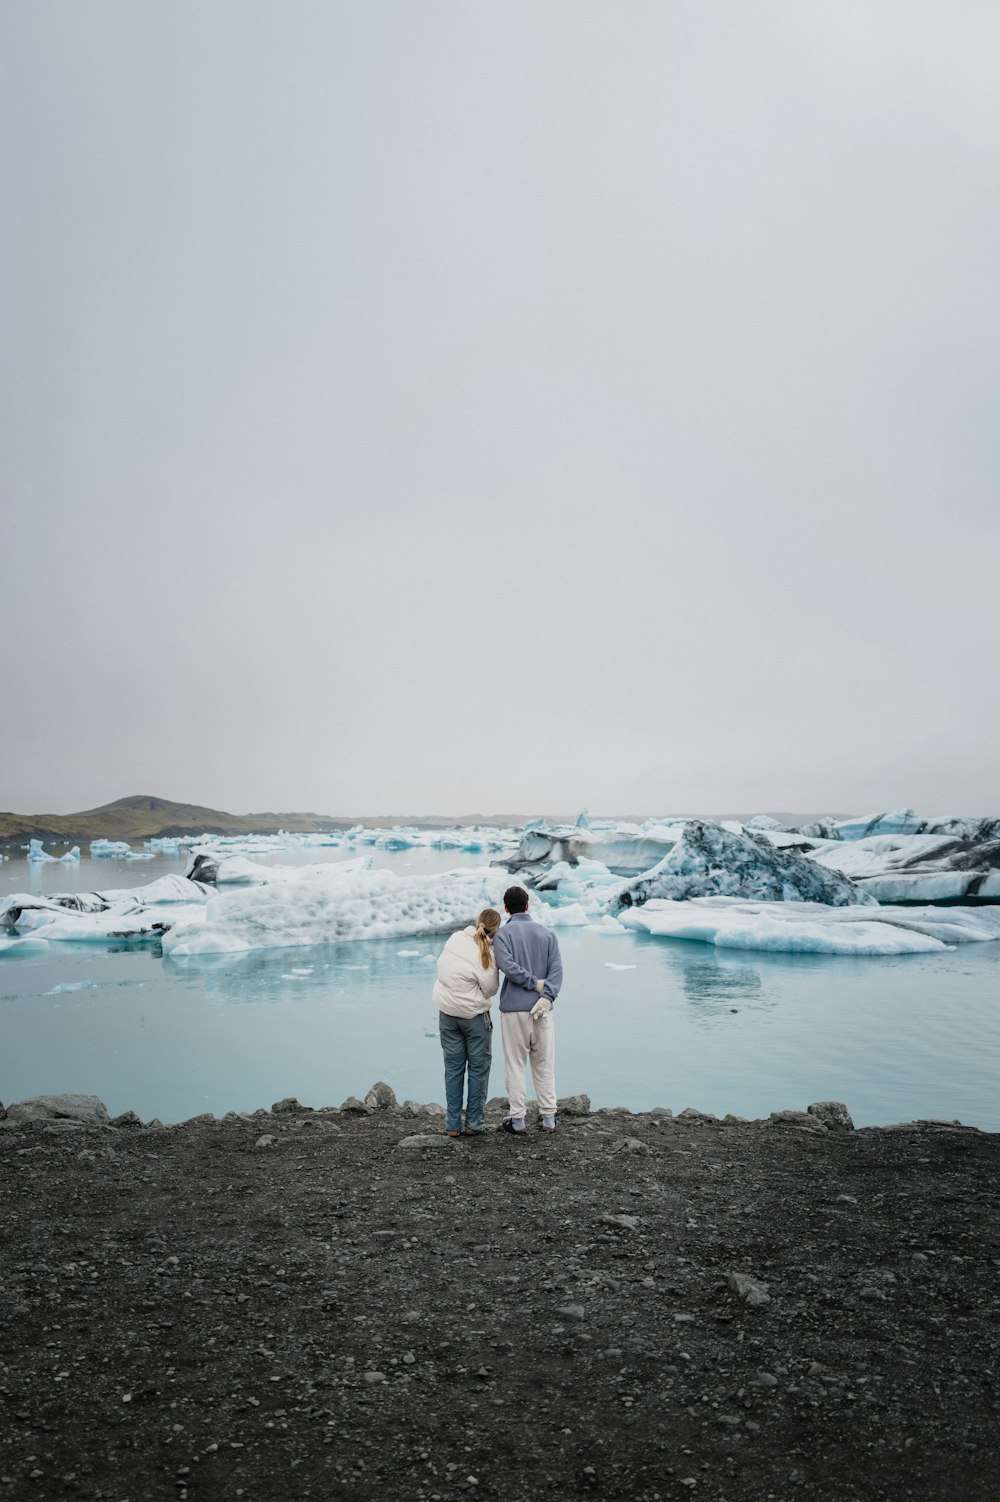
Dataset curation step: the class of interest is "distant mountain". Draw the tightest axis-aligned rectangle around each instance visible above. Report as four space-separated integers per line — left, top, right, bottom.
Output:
0 794 352 848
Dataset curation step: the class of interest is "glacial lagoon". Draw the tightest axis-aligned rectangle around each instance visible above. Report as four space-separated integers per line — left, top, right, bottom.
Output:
2 847 999 1129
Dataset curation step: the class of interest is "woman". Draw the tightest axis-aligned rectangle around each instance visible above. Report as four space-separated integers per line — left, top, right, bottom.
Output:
432 908 501 1136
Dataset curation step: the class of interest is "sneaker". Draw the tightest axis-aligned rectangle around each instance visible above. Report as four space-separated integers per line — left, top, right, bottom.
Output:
461 1126 483 1136
540 1115 556 1132
500 1116 526 1134
446 1129 461 1138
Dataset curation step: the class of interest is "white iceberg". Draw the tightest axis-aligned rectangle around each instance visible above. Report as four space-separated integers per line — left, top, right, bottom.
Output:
90 839 155 860
501 821 687 877
1 874 213 945
621 897 1000 956
805 824 1000 903
162 866 521 957
26 839 80 863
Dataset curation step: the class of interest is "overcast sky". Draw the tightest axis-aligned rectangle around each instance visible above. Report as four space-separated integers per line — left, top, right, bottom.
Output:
3 1 999 819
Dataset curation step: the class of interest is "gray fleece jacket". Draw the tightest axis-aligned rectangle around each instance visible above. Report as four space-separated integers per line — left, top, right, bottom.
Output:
493 911 564 1013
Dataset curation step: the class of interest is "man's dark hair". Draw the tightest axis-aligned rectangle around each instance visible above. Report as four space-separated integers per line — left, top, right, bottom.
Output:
503 885 529 914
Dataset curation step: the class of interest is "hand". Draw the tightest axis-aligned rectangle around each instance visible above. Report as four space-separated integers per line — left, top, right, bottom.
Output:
530 995 552 1022
535 979 547 993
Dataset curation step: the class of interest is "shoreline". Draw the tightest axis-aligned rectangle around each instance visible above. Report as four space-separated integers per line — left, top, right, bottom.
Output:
1 1086 991 1136
2 1085 997 1500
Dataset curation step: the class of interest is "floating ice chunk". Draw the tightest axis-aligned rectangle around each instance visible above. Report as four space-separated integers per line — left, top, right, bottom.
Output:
45 980 96 994
502 822 686 877
620 897 1000 955
604 962 637 970
161 866 516 957
617 822 868 909
806 827 1000 903
590 915 630 935
541 902 590 927
0 934 49 954
91 839 146 859
397 948 422 957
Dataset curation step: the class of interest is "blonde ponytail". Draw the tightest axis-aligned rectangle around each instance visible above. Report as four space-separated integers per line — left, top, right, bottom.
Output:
474 908 501 969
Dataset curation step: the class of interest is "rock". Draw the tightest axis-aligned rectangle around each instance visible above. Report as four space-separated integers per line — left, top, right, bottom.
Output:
397 1134 457 1150
610 1138 650 1156
555 1304 585 1320
859 1286 887 1301
649 1106 673 1117
723 1113 750 1124
340 1096 372 1115
255 1135 276 1149
766 1110 827 1133
755 1371 778 1386
556 1094 591 1117
272 1097 311 1114
595 1106 633 1117
808 1101 855 1132
677 1108 718 1123
364 1081 397 1111
600 1214 640 1231
415 1103 445 1119
4 1094 110 1127
110 1110 143 1128
183 1113 216 1126
726 1271 771 1307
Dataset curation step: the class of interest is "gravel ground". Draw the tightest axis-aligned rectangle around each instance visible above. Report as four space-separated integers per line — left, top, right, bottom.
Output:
1 1090 999 1502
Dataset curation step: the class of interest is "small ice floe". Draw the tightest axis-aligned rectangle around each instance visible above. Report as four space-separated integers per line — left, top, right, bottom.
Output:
289 966 313 976
0 934 49 954
604 962 637 971
27 839 80 864
45 980 96 995
621 897 1000 956
397 949 422 957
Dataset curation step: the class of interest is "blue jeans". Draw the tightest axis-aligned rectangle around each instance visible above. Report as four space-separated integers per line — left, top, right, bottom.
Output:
438 1012 493 1132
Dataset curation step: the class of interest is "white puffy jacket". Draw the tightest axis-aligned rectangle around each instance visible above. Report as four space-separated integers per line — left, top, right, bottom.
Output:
433 926 499 1019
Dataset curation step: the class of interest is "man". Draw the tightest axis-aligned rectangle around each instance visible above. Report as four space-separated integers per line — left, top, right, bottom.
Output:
492 884 563 1133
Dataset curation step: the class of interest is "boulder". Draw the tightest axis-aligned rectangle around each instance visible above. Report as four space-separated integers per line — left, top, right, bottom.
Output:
767 1110 827 1133
272 1097 312 1114
110 1110 143 1128
364 1081 398 1111
556 1094 591 1117
808 1101 855 1132
340 1096 373 1114
4 1093 110 1127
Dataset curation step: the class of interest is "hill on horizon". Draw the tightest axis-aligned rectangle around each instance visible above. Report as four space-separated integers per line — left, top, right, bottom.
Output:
0 794 848 849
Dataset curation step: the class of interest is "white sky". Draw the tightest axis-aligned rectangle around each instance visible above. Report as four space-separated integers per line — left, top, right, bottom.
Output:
3 1 999 818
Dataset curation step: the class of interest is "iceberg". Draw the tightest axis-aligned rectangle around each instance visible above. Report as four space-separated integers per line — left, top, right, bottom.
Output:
621 897 1000 956
162 865 521 957
500 820 687 877
1 874 213 945
614 821 870 910
26 839 80 863
805 822 1000 903
90 839 154 860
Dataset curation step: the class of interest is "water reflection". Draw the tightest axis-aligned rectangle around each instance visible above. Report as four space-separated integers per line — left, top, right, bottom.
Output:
165 937 440 1007
681 960 763 1006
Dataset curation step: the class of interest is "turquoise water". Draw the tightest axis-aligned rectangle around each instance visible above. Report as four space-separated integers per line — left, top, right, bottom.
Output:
2 852 999 1128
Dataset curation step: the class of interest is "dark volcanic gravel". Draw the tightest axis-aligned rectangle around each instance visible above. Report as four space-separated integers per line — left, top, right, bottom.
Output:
2 1095 999 1501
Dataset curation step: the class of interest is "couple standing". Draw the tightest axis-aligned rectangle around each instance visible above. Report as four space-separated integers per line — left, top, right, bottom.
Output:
432 885 563 1136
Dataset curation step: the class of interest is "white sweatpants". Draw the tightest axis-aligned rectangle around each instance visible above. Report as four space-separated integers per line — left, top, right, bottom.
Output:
501 1011 556 1120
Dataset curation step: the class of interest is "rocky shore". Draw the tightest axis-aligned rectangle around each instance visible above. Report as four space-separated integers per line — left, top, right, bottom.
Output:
2 1088 998 1501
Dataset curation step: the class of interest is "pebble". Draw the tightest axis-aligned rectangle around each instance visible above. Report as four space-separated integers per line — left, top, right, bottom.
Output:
755 1371 778 1387
555 1304 585 1321
860 1287 886 1301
